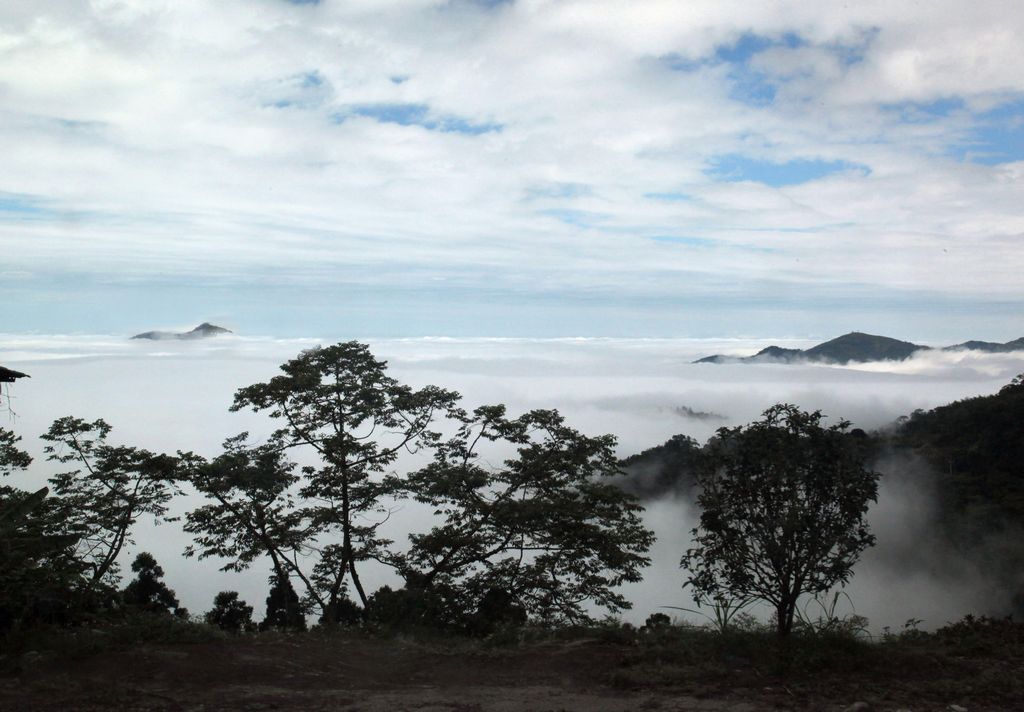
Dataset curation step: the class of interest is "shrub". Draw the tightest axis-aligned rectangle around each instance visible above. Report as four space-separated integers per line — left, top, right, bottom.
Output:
205 591 255 633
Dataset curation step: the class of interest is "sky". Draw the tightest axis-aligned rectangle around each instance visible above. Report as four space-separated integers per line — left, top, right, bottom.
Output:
2 0 1024 340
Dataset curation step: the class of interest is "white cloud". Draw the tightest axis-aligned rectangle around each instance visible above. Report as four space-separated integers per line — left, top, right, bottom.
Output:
0 1 1022 338
3 334 1020 626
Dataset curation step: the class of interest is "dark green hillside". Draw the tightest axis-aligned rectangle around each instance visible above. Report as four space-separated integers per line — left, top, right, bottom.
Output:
694 331 928 364
944 337 1024 353
893 375 1024 528
751 345 803 360
802 332 925 364
618 434 701 498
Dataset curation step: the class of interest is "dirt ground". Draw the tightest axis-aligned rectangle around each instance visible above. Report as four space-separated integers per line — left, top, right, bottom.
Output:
0 634 1009 712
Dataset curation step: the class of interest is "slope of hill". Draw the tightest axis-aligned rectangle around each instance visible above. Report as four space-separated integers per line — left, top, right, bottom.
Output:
944 337 1024 353
892 375 1024 527
695 332 927 365
131 323 232 340
693 331 1024 365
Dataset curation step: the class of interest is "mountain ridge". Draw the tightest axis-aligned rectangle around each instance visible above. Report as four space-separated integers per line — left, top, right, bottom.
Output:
695 331 1024 365
131 322 232 341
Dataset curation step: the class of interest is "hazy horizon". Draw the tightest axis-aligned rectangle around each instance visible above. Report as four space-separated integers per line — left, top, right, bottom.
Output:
3 332 1022 631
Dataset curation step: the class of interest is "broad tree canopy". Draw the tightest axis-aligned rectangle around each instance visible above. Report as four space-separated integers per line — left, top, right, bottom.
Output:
681 404 879 636
229 342 461 609
401 405 654 625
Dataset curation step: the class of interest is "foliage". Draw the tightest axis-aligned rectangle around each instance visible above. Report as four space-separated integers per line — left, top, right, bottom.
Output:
0 428 33 476
681 404 879 637
932 614 1024 655
364 584 451 630
261 569 306 631
41 417 177 588
792 590 870 639
122 552 184 616
642 612 671 630
230 342 461 609
178 436 332 614
205 591 255 633
618 433 702 499
663 593 754 634
893 373 1024 531
399 405 654 626
0 429 88 635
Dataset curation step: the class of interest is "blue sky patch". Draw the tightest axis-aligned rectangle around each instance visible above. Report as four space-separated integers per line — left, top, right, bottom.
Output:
266 71 330 109
706 155 869 186
664 32 807 107
948 98 1024 164
886 97 965 123
334 103 501 135
0 193 53 220
828 27 879 67
644 192 690 202
525 183 591 200
540 208 604 227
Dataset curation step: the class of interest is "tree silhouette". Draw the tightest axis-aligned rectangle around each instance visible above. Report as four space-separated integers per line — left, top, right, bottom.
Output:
681 404 878 637
230 342 460 608
122 552 183 615
261 569 306 631
399 405 654 626
205 591 254 632
42 417 177 589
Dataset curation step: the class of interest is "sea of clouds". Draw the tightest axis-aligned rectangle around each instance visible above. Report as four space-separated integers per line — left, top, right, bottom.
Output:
2 333 1022 631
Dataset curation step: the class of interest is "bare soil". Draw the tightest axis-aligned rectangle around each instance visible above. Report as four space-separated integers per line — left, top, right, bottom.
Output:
0 632 1015 711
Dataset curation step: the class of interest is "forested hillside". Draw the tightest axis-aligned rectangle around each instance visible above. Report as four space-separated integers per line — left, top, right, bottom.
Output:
891 375 1024 530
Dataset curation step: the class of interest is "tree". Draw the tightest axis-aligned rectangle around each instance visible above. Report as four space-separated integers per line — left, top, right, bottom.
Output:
122 552 183 616
0 428 85 632
0 428 32 477
41 417 177 589
261 569 306 631
179 435 327 611
230 342 460 609
398 405 655 626
205 591 255 633
681 404 878 637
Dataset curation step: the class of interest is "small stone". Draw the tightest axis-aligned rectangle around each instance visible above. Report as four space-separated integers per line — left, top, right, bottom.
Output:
843 703 871 712
948 706 968 712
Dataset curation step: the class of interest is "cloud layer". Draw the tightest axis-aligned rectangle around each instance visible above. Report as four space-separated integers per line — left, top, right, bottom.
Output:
3 334 1022 627
1 1 1023 338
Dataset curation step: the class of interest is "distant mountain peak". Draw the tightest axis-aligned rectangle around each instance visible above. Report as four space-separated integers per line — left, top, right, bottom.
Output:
696 331 939 365
696 332 1024 365
131 323 233 341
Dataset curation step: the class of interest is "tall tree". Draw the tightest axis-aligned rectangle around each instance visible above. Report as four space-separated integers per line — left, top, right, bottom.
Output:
261 569 306 631
399 405 655 625
681 404 879 637
230 342 460 607
42 417 177 588
180 435 330 619
122 552 183 615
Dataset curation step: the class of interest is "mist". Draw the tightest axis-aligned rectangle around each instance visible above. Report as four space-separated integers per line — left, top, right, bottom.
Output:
2 332 1022 631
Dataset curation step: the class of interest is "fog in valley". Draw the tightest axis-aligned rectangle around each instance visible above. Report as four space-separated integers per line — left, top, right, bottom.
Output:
3 332 1022 632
